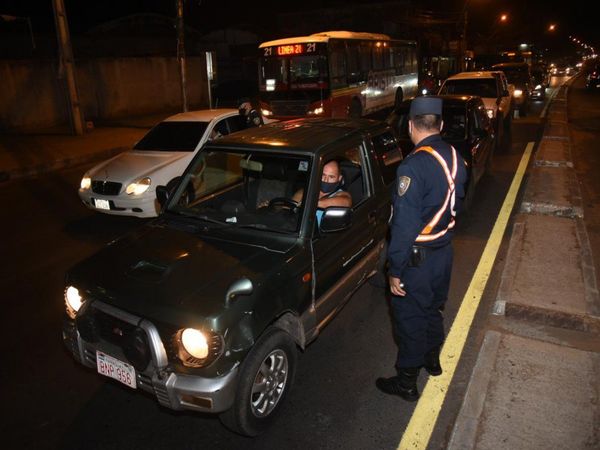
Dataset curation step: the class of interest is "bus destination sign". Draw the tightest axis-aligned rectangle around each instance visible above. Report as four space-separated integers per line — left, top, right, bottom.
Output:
263 43 318 57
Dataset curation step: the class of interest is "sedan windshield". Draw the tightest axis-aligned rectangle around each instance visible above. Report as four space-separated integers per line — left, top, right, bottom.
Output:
134 122 209 151
439 79 498 98
167 149 311 234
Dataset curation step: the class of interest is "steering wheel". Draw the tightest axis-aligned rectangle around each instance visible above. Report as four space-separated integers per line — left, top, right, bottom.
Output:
268 197 299 212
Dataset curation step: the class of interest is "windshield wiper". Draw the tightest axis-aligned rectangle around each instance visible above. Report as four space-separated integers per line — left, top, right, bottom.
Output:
166 209 231 227
234 223 292 234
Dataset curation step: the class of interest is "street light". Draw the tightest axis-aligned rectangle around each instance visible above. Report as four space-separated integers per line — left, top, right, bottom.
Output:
500 13 508 22
548 24 556 32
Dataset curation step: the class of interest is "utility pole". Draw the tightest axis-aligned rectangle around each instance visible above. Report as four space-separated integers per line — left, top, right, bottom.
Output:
462 9 468 71
52 0 84 135
176 0 188 112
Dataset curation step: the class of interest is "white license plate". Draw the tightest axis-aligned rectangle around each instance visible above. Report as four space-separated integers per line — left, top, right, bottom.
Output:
93 198 110 210
96 351 136 389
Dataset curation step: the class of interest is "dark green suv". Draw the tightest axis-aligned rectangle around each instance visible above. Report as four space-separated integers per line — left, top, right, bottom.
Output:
62 118 403 436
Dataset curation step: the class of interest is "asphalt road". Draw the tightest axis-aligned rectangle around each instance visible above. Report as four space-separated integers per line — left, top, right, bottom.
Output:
0 83 563 450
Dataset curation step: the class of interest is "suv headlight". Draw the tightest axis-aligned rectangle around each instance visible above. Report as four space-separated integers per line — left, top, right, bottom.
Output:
80 175 91 190
174 328 222 368
126 177 151 195
64 285 84 319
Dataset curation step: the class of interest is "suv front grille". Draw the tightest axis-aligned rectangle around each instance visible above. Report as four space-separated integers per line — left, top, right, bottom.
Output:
77 307 152 372
92 180 122 195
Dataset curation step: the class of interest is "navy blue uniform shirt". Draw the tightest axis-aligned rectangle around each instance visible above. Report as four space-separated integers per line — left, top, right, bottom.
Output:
388 134 468 277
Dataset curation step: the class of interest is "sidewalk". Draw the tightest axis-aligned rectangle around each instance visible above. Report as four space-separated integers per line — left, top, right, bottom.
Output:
0 113 169 183
448 81 600 449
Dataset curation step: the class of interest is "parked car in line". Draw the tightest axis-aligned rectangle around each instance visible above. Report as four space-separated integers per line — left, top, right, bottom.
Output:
438 71 513 143
586 63 600 89
530 66 549 100
63 117 404 436
492 62 533 115
78 109 261 218
387 95 495 209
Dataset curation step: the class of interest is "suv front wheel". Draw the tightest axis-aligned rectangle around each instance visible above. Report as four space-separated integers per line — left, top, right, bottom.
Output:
219 327 297 436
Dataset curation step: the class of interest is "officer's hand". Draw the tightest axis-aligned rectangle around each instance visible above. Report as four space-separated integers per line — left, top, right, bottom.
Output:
389 276 406 297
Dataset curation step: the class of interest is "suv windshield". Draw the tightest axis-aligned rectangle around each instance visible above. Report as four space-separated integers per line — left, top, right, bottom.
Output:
134 122 209 151
167 149 311 234
439 79 498 98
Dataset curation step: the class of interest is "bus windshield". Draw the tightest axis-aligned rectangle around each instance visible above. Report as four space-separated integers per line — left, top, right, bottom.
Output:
260 55 328 89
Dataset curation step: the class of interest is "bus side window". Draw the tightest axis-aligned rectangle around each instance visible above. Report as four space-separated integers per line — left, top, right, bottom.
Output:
346 41 360 85
329 40 347 89
359 42 372 77
394 46 404 75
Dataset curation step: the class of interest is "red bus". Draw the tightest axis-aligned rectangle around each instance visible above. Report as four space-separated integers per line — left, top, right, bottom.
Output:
258 31 418 120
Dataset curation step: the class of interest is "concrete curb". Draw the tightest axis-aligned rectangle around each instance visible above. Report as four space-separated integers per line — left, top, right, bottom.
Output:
0 145 127 184
447 330 502 450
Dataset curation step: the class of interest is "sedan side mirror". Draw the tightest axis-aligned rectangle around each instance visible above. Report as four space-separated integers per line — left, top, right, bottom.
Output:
156 185 170 209
319 207 353 233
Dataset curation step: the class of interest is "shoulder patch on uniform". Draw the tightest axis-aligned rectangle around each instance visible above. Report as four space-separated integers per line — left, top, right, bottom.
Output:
397 176 411 196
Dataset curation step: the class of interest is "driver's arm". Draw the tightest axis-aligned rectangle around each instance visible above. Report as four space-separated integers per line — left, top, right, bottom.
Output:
317 191 352 208
292 189 304 205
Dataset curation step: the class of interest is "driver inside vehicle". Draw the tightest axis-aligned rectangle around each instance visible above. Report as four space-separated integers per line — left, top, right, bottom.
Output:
292 159 352 210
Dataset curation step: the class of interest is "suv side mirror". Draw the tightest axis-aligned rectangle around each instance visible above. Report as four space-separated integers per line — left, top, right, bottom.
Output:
319 207 353 233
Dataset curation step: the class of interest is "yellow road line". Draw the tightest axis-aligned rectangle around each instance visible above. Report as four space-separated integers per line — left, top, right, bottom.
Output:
397 141 536 450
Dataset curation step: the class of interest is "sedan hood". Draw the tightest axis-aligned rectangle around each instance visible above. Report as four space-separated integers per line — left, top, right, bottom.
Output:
88 150 192 186
69 224 286 321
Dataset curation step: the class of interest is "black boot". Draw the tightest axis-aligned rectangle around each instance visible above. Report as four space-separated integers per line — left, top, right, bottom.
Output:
376 367 420 401
424 346 442 376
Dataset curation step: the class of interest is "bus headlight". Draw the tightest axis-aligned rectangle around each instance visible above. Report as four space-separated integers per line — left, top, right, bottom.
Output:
126 177 151 195
65 286 84 319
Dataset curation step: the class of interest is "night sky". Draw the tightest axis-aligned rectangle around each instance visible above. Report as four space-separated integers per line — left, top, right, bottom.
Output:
0 0 597 51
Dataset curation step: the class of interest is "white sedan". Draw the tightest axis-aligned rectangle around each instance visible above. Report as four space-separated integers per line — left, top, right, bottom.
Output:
78 109 250 218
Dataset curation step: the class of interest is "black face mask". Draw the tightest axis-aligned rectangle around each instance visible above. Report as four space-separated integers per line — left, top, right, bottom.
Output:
321 180 339 194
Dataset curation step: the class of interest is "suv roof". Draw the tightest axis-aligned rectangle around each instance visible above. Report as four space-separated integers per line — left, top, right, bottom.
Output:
446 71 503 80
208 118 389 154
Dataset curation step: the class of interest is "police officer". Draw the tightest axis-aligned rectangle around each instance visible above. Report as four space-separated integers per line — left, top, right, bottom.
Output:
376 96 467 401
238 98 263 128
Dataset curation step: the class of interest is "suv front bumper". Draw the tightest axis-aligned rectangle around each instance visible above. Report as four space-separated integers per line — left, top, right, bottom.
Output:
62 301 238 414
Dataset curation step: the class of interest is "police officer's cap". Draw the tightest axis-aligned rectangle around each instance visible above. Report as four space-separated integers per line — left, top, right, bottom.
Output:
409 96 442 118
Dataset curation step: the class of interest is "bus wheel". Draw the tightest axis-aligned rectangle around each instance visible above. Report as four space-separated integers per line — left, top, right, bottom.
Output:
394 87 404 108
349 99 362 118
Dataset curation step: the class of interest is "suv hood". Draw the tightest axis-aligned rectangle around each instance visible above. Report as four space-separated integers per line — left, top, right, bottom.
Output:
69 224 286 321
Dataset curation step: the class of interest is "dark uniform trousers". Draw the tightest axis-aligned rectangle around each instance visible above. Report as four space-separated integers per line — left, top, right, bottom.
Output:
392 243 453 369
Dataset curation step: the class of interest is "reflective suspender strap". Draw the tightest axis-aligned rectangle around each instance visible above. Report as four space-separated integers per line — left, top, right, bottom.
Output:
414 145 458 243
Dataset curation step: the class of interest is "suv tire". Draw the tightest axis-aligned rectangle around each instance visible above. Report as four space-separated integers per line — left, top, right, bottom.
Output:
219 328 297 436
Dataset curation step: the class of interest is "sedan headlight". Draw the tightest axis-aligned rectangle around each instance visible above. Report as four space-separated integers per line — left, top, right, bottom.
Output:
126 177 151 195
307 106 324 115
80 176 91 190
64 285 84 319
261 108 272 116
513 89 523 98
175 328 222 368
486 109 494 119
